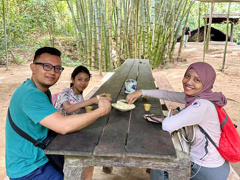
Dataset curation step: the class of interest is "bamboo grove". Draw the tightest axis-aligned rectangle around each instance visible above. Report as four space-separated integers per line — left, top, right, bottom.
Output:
67 0 194 72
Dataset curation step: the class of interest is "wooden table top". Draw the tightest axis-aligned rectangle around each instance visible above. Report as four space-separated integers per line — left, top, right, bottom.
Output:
45 59 176 160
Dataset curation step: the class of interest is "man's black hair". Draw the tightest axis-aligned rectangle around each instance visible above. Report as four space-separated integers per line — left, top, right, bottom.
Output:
33 47 61 62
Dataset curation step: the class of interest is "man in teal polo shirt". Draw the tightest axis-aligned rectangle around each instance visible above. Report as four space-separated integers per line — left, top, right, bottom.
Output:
5 47 112 179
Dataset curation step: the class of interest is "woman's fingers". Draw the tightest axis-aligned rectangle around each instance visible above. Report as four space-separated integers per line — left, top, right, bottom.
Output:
126 90 142 104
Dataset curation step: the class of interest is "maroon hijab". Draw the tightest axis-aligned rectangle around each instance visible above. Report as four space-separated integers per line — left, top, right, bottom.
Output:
184 62 227 107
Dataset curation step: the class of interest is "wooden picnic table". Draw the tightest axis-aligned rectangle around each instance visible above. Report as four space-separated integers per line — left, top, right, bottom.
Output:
44 59 190 180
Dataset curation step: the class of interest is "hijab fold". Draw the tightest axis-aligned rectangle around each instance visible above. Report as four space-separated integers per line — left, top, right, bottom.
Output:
184 62 227 108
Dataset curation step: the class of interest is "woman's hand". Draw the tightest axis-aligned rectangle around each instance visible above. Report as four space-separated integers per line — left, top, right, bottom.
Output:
126 90 143 104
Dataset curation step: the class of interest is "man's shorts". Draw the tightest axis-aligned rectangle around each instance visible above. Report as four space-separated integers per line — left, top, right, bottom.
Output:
10 162 63 180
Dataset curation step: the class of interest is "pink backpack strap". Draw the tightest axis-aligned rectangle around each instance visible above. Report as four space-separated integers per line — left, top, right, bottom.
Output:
52 92 60 106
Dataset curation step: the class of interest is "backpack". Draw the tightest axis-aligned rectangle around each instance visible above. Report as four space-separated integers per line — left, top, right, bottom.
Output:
51 92 60 106
199 103 240 163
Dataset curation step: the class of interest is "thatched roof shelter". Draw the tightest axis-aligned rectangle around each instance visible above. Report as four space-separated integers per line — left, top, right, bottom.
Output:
202 12 240 41
203 12 240 24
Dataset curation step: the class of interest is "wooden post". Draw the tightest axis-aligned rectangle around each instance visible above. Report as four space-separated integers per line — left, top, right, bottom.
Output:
230 22 234 42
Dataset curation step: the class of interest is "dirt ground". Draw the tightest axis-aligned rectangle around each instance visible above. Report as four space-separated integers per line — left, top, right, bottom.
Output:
0 42 240 179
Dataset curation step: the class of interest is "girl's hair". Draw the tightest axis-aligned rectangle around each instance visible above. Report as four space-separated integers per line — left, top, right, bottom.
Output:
70 66 91 87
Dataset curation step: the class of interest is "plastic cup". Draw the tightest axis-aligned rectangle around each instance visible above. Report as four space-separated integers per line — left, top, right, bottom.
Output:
85 106 93 112
105 93 111 97
144 104 151 112
142 96 148 100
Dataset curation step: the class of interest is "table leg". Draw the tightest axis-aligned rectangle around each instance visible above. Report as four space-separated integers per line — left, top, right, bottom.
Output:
63 157 84 180
168 168 190 180
168 171 190 180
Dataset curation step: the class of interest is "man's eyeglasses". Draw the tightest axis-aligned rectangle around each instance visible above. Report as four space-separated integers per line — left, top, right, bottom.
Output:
34 62 64 74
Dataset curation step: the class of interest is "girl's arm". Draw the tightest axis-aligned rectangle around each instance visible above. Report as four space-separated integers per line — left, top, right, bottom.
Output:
62 94 109 114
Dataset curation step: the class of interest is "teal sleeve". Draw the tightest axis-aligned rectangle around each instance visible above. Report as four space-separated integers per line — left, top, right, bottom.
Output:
23 89 58 124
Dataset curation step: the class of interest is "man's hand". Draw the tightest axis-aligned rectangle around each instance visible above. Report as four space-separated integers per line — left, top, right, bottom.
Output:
100 96 111 103
95 93 111 104
98 98 112 116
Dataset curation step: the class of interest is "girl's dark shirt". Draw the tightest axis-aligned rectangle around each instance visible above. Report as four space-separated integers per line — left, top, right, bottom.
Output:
184 27 190 35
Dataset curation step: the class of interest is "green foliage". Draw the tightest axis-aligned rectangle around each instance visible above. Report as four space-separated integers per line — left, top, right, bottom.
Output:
1 0 73 49
61 55 83 67
14 56 26 64
1 0 239 70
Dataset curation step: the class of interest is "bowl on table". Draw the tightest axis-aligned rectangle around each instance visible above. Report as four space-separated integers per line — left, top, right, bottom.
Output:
112 100 135 112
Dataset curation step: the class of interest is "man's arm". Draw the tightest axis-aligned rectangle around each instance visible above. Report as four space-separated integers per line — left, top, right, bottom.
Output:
39 99 111 134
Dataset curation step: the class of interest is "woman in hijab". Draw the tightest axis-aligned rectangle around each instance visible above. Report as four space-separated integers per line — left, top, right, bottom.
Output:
126 62 230 180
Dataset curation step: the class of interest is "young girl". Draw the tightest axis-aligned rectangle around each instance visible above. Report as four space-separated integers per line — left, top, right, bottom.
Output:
126 62 230 180
55 65 107 180
55 65 105 116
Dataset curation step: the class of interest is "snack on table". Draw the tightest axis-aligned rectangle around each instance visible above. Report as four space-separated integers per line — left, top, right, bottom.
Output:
116 101 134 109
112 100 135 111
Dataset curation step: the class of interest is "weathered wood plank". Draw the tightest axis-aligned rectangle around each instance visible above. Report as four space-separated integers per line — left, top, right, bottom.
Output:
126 59 176 158
93 59 140 157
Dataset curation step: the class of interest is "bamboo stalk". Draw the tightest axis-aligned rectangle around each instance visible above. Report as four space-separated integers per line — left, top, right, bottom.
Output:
221 2 231 72
108 0 113 71
203 10 208 62
177 0 191 61
2 0 8 70
206 2 214 51
67 0 194 71
197 2 201 42
134 0 139 59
